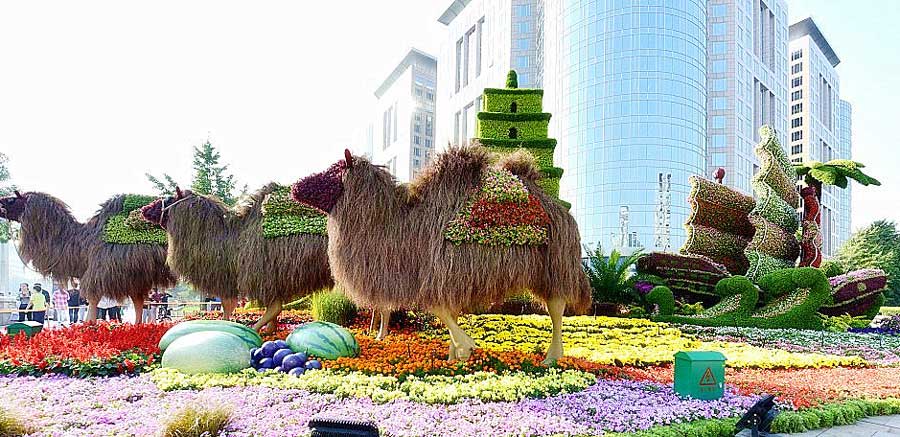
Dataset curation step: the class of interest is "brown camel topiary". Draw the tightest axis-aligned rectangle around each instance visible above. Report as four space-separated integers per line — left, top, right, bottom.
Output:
290 146 590 363
140 184 343 333
0 191 175 322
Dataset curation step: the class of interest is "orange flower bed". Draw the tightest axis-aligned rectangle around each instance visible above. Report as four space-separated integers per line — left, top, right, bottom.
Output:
324 333 601 379
602 365 900 409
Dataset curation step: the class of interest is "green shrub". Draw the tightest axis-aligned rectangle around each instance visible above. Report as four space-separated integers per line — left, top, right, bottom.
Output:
505 70 518 88
161 404 232 437
0 408 32 437
677 302 704 315
821 314 871 332
310 289 358 326
819 259 846 277
476 119 549 141
483 91 543 113
582 245 643 305
102 194 167 245
646 286 675 316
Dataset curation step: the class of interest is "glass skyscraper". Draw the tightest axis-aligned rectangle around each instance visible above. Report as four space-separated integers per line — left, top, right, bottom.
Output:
543 0 708 252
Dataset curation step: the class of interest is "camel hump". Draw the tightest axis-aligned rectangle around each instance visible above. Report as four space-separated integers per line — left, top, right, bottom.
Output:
496 149 541 182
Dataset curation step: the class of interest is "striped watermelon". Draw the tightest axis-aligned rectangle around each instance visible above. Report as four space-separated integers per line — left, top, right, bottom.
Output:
286 321 359 360
159 320 263 352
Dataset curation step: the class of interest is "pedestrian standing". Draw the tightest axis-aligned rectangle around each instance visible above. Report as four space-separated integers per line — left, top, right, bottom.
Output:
27 285 47 325
108 298 124 322
52 287 70 325
97 296 116 321
68 286 82 323
17 283 30 322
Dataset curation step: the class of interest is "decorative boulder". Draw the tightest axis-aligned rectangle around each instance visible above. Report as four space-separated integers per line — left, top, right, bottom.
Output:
286 321 359 360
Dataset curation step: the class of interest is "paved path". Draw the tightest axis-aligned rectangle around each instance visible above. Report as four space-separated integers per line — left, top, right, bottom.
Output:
781 414 900 436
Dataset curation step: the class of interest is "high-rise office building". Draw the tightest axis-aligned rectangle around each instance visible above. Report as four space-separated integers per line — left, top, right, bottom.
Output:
707 0 789 195
543 1 708 252
436 0 543 147
788 17 850 257
837 99 852 245
373 48 437 182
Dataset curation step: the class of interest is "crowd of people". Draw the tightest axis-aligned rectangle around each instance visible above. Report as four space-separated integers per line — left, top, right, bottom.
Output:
14 283 177 326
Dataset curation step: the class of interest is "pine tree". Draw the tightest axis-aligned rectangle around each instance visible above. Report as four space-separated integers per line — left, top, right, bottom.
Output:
146 140 246 205
836 220 900 305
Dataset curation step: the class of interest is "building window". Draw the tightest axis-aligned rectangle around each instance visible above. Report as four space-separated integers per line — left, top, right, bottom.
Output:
710 134 726 147
792 77 802 88
515 38 529 50
791 103 802 114
711 23 727 36
414 136 420 145
414 148 421 157
476 18 484 77
426 90 434 101
455 38 463 92
792 131 803 141
392 104 397 142
710 4 727 17
791 49 803 61
791 144 803 154
820 75 833 130
513 4 531 16
508 127 518 139
711 78 727 92
754 0 775 69
425 138 432 148
791 90 803 101
791 63 802 74
453 111 461 145
710 41 727 54
710 116 726 129
792 117 803 128
710 59 727 73
463 26 475 87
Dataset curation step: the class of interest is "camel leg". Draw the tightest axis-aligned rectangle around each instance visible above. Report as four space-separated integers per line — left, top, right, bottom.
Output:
433 308 476 361
252 300 282 333
131 294 145 325
85 298 99 322
266 319 277 335
375 310 390 341
542 297 566 365
222 296 237 320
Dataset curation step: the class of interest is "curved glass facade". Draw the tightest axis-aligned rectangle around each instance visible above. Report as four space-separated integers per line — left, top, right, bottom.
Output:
543 0 707 252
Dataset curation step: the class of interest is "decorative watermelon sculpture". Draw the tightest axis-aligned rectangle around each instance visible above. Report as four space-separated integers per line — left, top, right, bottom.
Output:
286 321 359 360
161 331 252 374
159 320 262 351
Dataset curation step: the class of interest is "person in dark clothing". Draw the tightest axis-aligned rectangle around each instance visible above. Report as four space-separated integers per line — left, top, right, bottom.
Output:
17 283 30 322
68 288 82 323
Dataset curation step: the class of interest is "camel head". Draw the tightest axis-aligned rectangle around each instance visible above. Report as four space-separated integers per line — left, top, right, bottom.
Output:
0 191 28 222
141 187 191 228
290 149 353 213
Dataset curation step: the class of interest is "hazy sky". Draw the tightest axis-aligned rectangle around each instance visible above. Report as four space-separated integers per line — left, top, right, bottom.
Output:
1 1 897 230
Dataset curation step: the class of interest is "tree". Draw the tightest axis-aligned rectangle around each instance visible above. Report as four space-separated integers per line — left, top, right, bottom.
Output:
795 160 881 267
0 153 16 243
146 140 246 205
582 245 644 306
836 220 900 306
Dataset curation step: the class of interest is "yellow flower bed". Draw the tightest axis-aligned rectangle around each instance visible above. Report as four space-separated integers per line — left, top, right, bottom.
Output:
453 315 865 369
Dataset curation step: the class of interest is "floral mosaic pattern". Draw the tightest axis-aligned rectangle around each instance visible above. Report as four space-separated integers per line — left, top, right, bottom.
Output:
261 184 327 238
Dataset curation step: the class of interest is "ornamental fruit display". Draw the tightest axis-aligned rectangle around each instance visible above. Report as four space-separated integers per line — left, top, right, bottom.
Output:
159 320 263 351
285 321 360 360
161 331 252 375
250 340 322 376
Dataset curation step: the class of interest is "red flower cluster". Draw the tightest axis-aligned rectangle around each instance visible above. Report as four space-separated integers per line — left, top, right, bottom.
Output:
468 194 550 229
0 322 170 377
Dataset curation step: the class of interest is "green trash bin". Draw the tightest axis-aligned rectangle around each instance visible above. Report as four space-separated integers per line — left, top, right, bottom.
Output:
674 351 726 400
6 321 44 338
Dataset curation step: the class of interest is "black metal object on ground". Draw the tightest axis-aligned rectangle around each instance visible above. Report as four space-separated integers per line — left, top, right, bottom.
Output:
735 394 778 437
308 418 379 437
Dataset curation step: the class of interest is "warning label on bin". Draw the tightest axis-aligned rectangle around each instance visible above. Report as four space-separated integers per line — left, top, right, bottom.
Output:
699 367 717 386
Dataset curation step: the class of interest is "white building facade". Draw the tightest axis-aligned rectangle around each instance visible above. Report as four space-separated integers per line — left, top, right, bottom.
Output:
436 0 543 147
373 49 437 182
788 18 851 257
707 0 789 195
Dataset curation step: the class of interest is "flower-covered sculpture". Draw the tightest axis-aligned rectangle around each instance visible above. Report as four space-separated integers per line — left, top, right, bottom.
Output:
290 146 590 364
744 126 801 282
0 191 175 322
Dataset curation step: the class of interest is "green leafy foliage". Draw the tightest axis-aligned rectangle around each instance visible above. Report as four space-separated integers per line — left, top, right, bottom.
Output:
795 160 882 190
821 314 871 332
310 289 358 327
820 260 846 277
0 152 15 243
261 185 326 239
836 220 900 305
146 140 246 206
505 69 518 88
0 407 33 437
161 404 232 437
483 91 543 113
582 245 644 305
476 119 550 140
101 195 167 245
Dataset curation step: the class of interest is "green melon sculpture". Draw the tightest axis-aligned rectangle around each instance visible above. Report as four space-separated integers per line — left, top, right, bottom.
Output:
474 70 569 208
161 331 252 374
286 321 359 360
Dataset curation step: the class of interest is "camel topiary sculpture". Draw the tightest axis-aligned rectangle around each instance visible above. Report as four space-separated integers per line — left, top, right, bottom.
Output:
140 184 346 333
0 191 175 322
289 146 591 364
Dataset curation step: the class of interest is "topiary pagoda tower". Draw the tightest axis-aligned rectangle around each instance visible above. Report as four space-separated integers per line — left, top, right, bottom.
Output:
474 70 568 207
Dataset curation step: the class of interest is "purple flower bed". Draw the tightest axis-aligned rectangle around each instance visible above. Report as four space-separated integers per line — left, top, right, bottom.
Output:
0 376 759 436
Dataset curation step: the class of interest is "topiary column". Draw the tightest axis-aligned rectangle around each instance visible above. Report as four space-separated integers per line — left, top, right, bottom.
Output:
474 70 568 207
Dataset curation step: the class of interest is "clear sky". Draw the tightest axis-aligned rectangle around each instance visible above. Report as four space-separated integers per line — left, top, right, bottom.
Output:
0 1 897 231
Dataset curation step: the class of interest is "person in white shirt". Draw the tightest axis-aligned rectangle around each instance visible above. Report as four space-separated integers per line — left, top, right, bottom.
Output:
97 296 117 321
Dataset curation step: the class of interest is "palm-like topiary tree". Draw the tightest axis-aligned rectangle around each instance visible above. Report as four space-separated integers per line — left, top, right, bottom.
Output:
582 245 644 309
794 160 880 267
